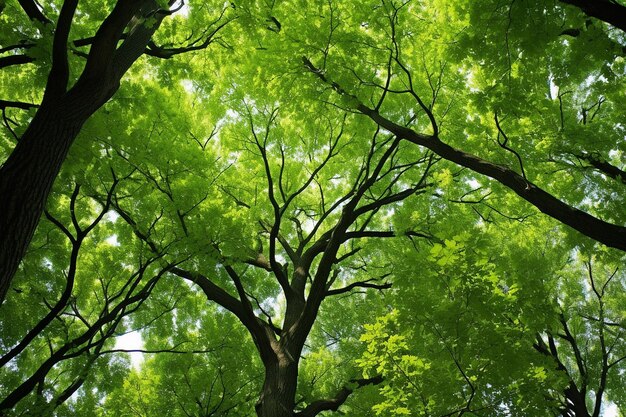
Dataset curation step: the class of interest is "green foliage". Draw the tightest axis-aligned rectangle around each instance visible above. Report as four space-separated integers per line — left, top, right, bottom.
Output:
356 216 573 416
1 0 625 416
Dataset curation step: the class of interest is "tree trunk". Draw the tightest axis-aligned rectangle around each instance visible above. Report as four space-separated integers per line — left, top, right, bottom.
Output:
255 349 299 417
0 0 169 306
0 100 88 303
562 384 591 417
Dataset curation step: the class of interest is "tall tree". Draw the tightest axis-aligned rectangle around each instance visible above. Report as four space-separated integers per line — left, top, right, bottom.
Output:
107 104 434 417
1 1 625 416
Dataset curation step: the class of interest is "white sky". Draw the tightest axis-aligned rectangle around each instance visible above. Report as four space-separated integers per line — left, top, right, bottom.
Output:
114 331 145 370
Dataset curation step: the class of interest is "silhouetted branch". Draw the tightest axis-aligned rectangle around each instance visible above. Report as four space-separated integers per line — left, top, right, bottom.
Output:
295 375 383 417
326 274 392 296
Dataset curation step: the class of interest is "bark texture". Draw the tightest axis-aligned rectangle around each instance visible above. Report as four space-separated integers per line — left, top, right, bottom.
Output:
0 0 165 304
256 348 300 417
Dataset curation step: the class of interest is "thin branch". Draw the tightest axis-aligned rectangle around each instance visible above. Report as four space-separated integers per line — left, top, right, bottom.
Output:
0 100 39 110
494 111 526 180
326 275 392 296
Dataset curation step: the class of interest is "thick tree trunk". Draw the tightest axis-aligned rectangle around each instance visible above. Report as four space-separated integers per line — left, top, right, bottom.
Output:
0 0 169 306
562 384 591 417
0 101 86 303
255 349 299 417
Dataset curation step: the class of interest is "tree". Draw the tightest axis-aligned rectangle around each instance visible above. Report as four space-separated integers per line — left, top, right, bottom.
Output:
1 1 625 416
300 0 626 251
1 85 437 415
0 0 231 304
107 101 436 417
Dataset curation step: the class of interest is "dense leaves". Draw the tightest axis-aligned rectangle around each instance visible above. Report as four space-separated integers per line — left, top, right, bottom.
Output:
1 0 625 416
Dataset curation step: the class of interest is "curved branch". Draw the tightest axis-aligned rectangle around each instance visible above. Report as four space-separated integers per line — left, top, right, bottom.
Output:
494 111 526 179
145 17 231 58
326 275 392 296
169 267 276 361
295 375 383 417
303 57 626 252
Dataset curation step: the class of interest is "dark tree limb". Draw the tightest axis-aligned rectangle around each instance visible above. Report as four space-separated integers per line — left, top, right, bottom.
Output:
145 19 231 58
560 0 626 33
326 275 392 296
0 100 39 110
17 0 51 24
303 56 626 252
78 1 147 82
533 334 591 416
73 14 231 61
0 54 35 69
494 111 526 179
577 152 626 185
168 266 277 362
43 0 78 101
295 375 383 417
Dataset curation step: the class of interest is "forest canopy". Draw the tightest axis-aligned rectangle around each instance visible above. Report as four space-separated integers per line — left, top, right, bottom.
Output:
1 1 625 416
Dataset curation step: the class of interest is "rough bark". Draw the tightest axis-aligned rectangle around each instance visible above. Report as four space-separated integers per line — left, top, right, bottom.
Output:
256 348 300 417
0 101 84 305
0 0 165 305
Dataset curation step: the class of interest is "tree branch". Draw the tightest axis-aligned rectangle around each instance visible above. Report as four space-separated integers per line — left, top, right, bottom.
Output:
43 0 78 101
78 0 146 82
145 17 231 58
494 111 526 179
326 275 392 296
295 375 383 417
0 54 35 69
577 152 626 185
303 56 626 252
0 100 39 110
17 0 51 24
169 266 275 361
